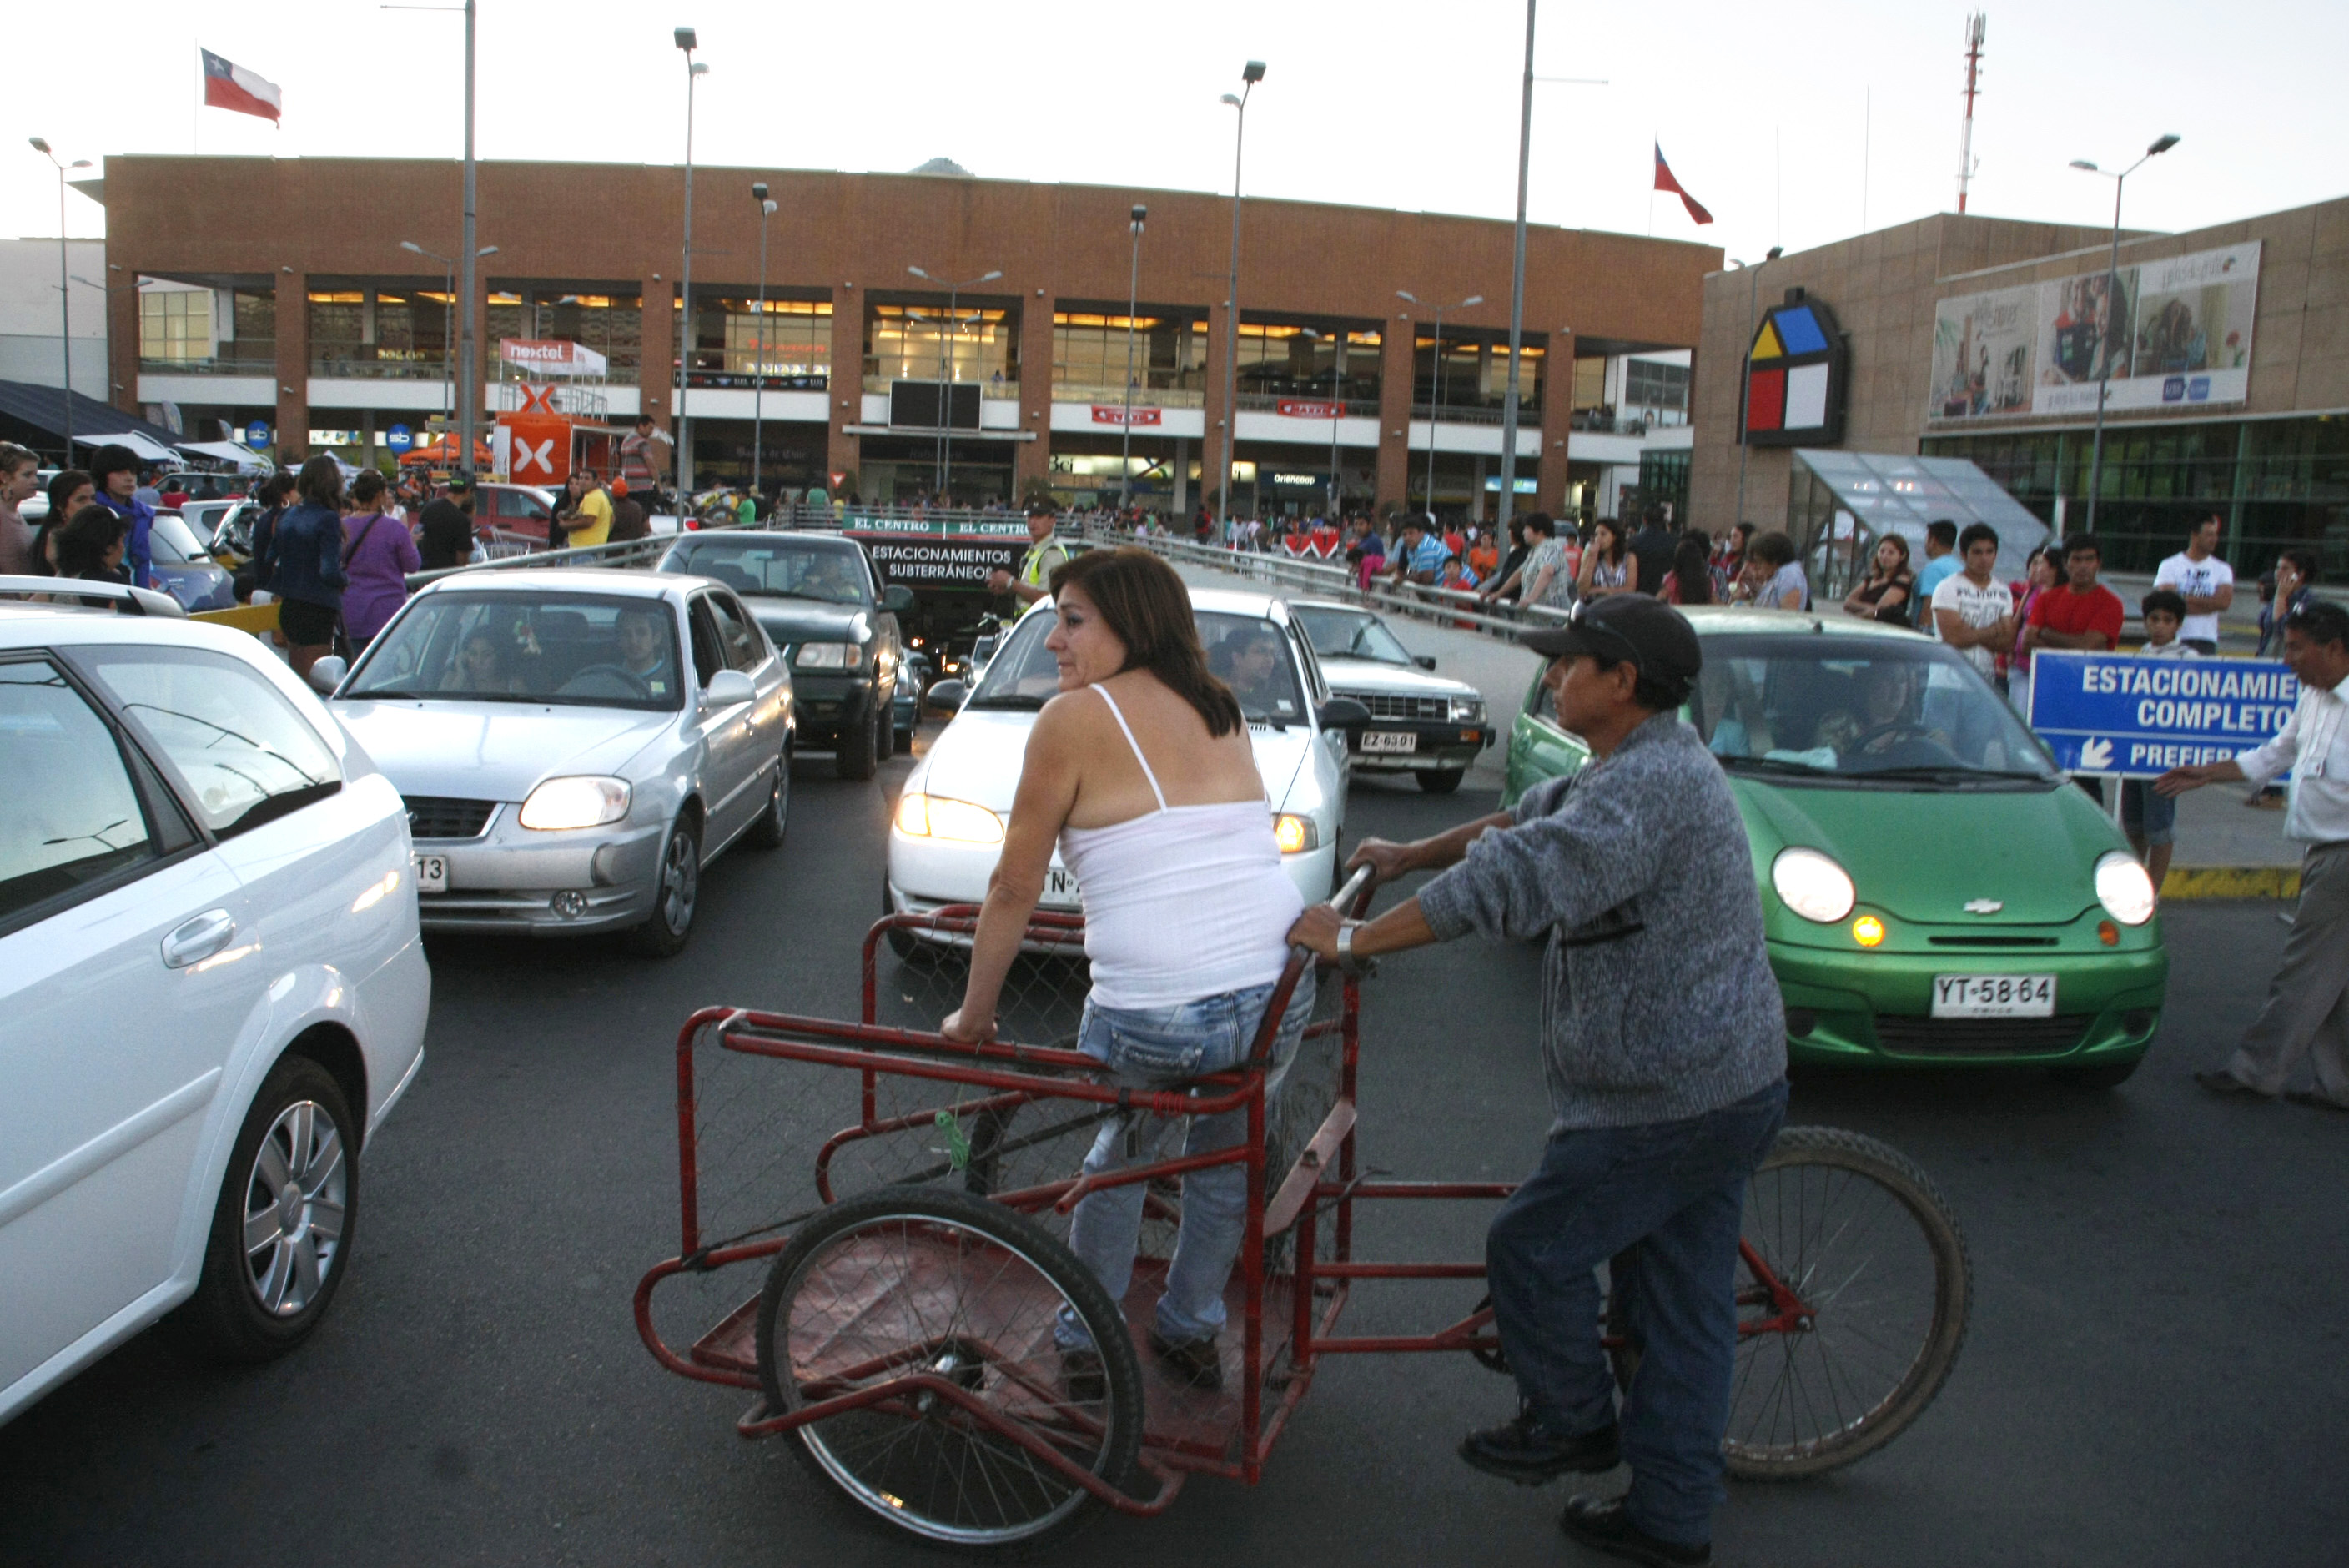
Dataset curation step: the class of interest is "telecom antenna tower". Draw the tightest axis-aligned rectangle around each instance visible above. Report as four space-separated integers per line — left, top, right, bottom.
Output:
1956 12 1986 214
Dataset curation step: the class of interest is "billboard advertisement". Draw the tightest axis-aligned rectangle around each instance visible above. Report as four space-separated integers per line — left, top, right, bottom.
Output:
1926 242 2260 423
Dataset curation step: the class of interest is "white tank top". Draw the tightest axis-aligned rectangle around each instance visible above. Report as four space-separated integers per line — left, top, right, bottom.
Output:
1059 685 1305 1010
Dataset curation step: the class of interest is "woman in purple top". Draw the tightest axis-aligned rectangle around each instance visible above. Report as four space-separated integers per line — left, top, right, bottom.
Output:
340 469 422 648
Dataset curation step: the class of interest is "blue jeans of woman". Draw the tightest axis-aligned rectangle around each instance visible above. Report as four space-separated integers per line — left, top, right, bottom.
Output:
1056 972 1314 1349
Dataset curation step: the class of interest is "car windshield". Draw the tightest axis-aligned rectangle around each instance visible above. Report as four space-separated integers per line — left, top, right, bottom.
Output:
968 607 1308 724
345 591 686 711
147 514 210 565
1291 606 1414 666
669 538 872 605
1688 634 2056 785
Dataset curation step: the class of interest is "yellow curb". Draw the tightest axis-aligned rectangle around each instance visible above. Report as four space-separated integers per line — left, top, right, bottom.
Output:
2161 866 2301 900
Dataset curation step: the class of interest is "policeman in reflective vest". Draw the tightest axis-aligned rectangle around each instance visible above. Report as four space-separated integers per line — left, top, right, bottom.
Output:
988 501 1071 607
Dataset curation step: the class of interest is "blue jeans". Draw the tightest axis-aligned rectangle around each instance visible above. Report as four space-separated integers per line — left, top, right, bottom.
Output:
1486 1080 1788 1548
1056 972 1314 1348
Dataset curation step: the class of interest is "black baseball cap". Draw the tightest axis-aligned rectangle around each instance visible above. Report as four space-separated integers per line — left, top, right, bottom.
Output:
1522 594 1702 684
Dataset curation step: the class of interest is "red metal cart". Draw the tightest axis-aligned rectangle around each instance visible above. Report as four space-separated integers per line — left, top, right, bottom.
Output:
635 874 1971 1550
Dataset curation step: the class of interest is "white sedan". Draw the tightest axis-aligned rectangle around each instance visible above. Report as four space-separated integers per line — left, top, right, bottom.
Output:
887 586 1360 939
0 580 430 1425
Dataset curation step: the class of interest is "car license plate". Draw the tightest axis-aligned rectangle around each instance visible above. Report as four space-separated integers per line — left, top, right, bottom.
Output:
1045 867 1079 903
1361 730 1417 754
412 854 448 894
1930 973 2055 1018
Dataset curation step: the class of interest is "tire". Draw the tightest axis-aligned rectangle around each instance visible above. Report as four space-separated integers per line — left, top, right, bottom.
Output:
836 699 880 781
746 743 791 851
1611 1127 1971 1481
756 1188 1144 1552
2050 1059 2139 1090
628 812 702 957
1416 768 1466 794
167 1055 359 1364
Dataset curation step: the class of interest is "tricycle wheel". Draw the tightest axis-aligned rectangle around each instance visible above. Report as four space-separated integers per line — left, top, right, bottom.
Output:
756 1187 1143 1551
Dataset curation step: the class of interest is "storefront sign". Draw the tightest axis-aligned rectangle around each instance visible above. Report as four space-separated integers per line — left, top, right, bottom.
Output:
2028 650 2298 779
499 339 610 379
242 420 272 448
385 423 415 454
843 514 1032 537
1276 400 1342 420
858 538 1023 587
1926 242 2261 423
1089 405 1160 425
1740 294 1847 449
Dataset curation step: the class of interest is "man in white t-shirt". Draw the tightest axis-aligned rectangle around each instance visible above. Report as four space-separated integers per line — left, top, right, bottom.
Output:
2151 513 2236 654
1931 521 2016 681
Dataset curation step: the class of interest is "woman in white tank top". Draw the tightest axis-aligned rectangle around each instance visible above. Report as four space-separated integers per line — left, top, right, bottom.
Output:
943 548 1311 1395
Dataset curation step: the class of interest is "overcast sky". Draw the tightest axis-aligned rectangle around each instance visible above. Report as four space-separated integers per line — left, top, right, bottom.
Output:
13 0 2347 279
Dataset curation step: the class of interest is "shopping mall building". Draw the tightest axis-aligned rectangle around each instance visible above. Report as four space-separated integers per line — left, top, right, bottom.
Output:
1689 195 2349 575
91 154 1713 520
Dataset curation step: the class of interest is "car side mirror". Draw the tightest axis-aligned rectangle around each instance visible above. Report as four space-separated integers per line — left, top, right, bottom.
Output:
1317 696 1371 732
703 668 755 708
307 655 349 695
924 679 968 716
1414 654 1436 671
881 584 915 613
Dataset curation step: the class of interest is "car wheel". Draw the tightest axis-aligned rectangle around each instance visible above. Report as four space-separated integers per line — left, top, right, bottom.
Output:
1417 768 1467 794
2050 1060 2140 1090
168 1054 358 1364
836 701 879 781
746 742 791 850
630 812 703 957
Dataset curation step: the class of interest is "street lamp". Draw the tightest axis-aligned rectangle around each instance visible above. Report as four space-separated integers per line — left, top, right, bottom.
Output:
1217 60 1265 530
380 0 481 478
907 265 1003 501
1396 290 1482 520
1729 246 1781 530
400 239 497 428
751 181 777 509
1120 204 1146 513
2070 133 2180 533
29 138 92 454
676 27 709 495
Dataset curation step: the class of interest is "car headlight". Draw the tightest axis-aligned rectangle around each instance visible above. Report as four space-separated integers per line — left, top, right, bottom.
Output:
1449 696 1486 722
1274 812 1319 854
893 791 1004 845
795 641 863 670
518 776 631 831
1771 847 1856 923
2094 851 2157 927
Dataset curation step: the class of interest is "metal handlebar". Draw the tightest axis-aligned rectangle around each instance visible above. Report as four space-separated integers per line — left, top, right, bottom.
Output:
1329 863 1376 917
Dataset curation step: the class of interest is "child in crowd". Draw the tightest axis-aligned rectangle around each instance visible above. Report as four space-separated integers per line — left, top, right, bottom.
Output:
2123 588 2197 897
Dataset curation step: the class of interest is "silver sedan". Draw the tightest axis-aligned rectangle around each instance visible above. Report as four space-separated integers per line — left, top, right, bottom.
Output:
323 569 794 955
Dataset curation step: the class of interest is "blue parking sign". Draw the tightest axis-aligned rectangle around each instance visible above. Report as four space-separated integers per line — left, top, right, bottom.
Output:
244 420 272 447
2028 649 2299 780
386 423 414 453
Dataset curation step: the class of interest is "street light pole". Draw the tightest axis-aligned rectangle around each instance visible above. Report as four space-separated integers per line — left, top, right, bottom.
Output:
1120 204 1146 513
29 138 91 454
907 266 1003 503
1497 0 1537 532
1397 290 1481 520
752 182 775 507
676 28 707 496
1218 61 1266 531
401 240 496 465
2070 134 2180 533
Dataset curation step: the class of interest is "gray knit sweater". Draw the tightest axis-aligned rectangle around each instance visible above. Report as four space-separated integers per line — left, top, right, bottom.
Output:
1416 712 1786 1132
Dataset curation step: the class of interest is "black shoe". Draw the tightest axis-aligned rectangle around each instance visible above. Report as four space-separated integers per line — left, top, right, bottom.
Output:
1559 1495 1710 1566
2284 1088 2349 1113
2195 1069 2272 1100
1458 1405 1621 1484
1147 1329 1224 1392
1059 1346 1105 1404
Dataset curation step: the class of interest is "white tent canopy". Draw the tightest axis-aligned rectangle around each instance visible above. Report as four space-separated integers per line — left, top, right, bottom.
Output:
174 440 275 473
70 430 179 464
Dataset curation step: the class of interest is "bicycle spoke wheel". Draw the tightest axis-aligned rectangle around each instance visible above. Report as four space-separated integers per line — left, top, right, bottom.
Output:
755 1188 1143 1550
1726 1126 1971 1480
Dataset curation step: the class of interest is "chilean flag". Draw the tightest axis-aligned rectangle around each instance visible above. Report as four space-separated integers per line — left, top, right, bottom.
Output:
201 48 283 123
1652 143 1713 226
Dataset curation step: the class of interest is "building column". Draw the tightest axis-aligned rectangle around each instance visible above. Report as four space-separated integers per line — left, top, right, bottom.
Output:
1174 435 1190 515
1375 314 1415 515
1014 294 1055 503
1537 329 1576 519
827 285 863 496
108 269 138 415
1202 299 1234 514
274 269 309 455
639 274 675 460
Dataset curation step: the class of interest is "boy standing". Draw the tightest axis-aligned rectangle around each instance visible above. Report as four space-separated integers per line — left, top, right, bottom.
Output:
2124 589 2198 897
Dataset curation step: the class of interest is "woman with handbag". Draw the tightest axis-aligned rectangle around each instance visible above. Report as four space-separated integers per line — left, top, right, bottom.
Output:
269 457 351 680
340 470 422 653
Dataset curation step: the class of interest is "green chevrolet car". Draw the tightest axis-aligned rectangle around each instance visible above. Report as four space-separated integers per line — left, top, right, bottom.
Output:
1504 606 2168 1085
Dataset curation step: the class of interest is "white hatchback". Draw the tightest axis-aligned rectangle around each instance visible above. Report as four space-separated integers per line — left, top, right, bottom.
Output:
0 580 430 1427
887 586 1357 936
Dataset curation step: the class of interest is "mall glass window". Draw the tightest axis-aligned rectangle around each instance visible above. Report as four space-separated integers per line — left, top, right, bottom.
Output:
309 287 439 378
138 289 212 367
1637 450 1691 523
1623 359 1690 425
1052 311 1211 406
712 299 830 388
864 304 1012 392
488 289 641 383
1572 355 1608 412
1234 322 1380 407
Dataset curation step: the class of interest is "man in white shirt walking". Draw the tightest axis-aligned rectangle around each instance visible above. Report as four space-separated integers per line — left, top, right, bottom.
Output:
1930 521 2015 681
2158 600 2349 1110
2151 513 2236 655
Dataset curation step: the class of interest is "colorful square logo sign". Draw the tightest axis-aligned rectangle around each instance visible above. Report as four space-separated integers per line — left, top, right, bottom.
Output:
1741 293 1847 449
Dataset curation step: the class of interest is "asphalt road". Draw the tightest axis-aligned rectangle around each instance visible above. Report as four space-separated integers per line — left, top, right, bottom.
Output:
3 738 2343 1568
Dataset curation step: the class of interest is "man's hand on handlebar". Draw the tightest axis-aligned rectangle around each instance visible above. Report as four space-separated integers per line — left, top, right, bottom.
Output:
1346 837 1416 887
1289 904 1346 962
940 1008 997 1045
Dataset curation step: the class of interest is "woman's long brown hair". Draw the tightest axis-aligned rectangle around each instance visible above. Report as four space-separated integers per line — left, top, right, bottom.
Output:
1049 547 1245 738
